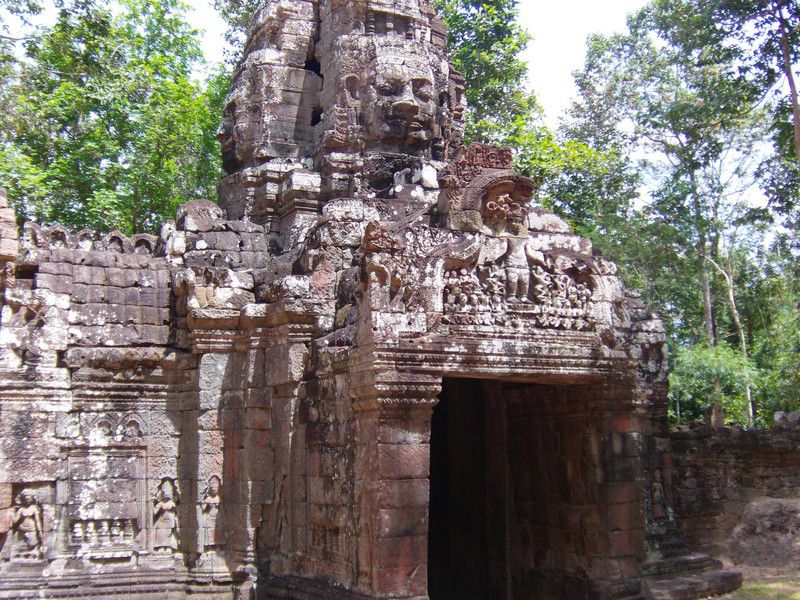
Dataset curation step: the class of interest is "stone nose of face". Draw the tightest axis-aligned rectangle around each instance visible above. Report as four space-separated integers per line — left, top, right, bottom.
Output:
393 99 419 118
215 121 229 142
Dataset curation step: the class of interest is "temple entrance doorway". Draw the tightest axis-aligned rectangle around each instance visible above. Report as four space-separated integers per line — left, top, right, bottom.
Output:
428 378 611 600
427 378 505 599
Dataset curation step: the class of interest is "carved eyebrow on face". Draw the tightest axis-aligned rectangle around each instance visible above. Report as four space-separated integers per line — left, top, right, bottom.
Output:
412 78 433 100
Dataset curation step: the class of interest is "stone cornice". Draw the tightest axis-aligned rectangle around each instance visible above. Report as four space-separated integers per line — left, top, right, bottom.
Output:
186 300 335 353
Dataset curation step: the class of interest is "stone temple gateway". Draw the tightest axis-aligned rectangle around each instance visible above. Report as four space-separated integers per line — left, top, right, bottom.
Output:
0 1 742 598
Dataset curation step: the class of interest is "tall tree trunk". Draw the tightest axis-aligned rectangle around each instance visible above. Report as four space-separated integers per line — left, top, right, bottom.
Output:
699 242 716 344
775 0 800 162
692 190 716 345
709 255 755 426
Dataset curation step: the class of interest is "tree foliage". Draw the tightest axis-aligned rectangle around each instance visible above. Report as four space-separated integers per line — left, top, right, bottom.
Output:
563 0 800 426
431 0 531 140
669 343 760 425
210 0 260 61
0 0 226 234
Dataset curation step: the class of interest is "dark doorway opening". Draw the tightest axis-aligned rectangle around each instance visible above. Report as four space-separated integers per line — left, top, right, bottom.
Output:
428 380 613 599
428 378 506 599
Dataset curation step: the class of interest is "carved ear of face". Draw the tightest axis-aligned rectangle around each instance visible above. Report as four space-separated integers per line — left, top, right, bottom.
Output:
345 74 360 102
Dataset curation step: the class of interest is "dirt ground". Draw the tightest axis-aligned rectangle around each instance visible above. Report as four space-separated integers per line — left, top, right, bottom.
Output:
717 565 800 600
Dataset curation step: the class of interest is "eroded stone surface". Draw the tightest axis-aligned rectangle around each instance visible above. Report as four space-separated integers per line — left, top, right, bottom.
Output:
670 422 800 560
0 1 739 599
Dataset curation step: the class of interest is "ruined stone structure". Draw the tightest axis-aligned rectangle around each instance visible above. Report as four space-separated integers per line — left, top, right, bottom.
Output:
0 1 743 598
670 422 800 559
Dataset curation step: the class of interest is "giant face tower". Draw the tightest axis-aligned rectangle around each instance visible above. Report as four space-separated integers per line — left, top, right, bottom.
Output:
0 1 742 599
217 0 464 227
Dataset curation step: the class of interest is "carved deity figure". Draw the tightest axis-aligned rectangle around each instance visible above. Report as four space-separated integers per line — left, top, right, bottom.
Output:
650 468 668 521
483 193 527 236
153 479 179 553
503 237 549 303
361 52 438 153
11 489 44 559
201 476 225 552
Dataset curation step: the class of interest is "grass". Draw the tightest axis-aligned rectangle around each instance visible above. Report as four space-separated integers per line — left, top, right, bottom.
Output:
719 576 800 600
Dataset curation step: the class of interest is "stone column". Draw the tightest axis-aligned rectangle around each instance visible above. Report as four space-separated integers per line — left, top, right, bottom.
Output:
0 187 18 291
352 373 441 599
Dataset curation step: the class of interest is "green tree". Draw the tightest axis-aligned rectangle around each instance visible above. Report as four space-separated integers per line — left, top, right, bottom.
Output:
569 9 767 336
646 0 800 163
211 0 260 61
431 0 531 141
669 343 760 426
644 0 800 255
0 0 226 234
561 2 800 426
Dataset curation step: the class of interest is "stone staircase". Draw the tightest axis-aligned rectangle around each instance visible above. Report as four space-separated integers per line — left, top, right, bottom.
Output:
641 552 742 599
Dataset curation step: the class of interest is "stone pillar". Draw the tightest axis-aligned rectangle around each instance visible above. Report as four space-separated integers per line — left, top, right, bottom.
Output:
352 374 440 599
0 187 18 288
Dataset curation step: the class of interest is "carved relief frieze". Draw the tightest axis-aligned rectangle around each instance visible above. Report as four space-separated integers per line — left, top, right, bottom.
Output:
452 143 514 183
86 412 146 445
441 246 596 331
63 445 147 560
361 217 597 332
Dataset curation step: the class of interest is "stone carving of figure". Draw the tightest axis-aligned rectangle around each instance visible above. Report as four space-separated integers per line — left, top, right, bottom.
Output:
201 476 225 552
122 420 142 439
651 468 667 521
503 238 549 303
11 489 44 559
483 193 527 236
153 479 179 553
361 52 438 153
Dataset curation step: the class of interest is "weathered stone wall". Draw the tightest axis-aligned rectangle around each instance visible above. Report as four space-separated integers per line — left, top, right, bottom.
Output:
669 423 800 554
0 197 276 597
503 383 646 599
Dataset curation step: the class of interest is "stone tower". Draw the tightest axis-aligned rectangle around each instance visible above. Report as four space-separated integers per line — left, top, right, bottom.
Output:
0 1 741 599
217 0 464 234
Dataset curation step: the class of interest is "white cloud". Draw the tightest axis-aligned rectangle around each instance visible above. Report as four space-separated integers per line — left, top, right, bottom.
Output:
518 0 646 125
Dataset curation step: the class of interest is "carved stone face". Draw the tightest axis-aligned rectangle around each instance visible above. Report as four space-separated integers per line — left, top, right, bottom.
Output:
159 479 175 501
216 104 238 174
362 54 437 151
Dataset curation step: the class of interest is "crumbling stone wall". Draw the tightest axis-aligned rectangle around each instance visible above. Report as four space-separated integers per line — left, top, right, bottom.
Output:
669 423 800 554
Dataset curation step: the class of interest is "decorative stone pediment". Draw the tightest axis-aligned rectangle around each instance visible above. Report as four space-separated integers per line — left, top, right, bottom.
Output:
444 171 537 237
358 216 599 335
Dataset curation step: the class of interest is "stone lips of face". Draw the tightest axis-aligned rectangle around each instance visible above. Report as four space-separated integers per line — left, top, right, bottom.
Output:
361 52 439 152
